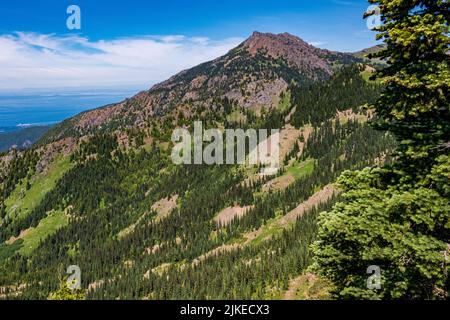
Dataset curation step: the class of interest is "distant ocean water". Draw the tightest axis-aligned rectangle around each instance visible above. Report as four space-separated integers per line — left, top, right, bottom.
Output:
0 92 137 133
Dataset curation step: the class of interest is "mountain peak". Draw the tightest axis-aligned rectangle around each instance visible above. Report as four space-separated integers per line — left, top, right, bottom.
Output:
249 31 303 40
243 31 333 75
246 31 311 48
41 31 361 141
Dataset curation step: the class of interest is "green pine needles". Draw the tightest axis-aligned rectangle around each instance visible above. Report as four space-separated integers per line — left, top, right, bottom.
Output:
311 0 450 299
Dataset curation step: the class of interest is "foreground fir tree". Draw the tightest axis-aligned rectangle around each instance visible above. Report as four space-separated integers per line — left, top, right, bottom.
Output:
311 0 449 299
48 278 86 301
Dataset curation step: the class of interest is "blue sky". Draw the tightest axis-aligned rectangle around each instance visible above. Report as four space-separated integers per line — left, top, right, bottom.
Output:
0 0 378 92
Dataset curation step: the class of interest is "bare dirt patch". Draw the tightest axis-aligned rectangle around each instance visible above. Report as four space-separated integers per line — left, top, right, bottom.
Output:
255 124 312 191
88 279 106 292
296 125 313 159
284 106 296 123
5 228 31 245
244 184 337 243
152 195 179 221
190 185 337 268
278 124 304 161
192 243 241 267
0 283 27 299
336 108 369 124
262 173 295 192
144 237 182 256
278 184 336 227
284 273 330 300
118 194 178 238
118 212 151 238
244 123 308 184
144 263 172 279
214 206 254 226
364 65 376 73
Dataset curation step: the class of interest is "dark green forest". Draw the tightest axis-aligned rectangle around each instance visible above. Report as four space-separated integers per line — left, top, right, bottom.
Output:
0 65 399 299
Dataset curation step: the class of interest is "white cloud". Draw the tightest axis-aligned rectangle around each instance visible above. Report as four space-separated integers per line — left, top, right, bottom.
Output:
0 32 244 91
308 41 327 47
331 0 355 5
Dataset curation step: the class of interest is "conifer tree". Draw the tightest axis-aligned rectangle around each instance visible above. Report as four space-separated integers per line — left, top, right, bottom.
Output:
311 0 449 299
48 278 86 300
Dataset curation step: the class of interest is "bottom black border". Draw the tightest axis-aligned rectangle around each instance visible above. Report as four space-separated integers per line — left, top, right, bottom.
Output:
0 300 446 319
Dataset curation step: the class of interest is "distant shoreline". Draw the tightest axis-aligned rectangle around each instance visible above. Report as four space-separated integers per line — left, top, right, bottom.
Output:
0 91 137 133
0 122 58 134
0 124 54 152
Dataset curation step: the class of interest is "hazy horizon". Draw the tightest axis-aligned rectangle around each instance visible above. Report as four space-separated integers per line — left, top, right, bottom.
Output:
0 0 378 94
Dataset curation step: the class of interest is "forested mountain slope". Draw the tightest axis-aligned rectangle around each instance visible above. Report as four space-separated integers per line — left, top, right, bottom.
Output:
0 32 396 299
40 32 360 143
